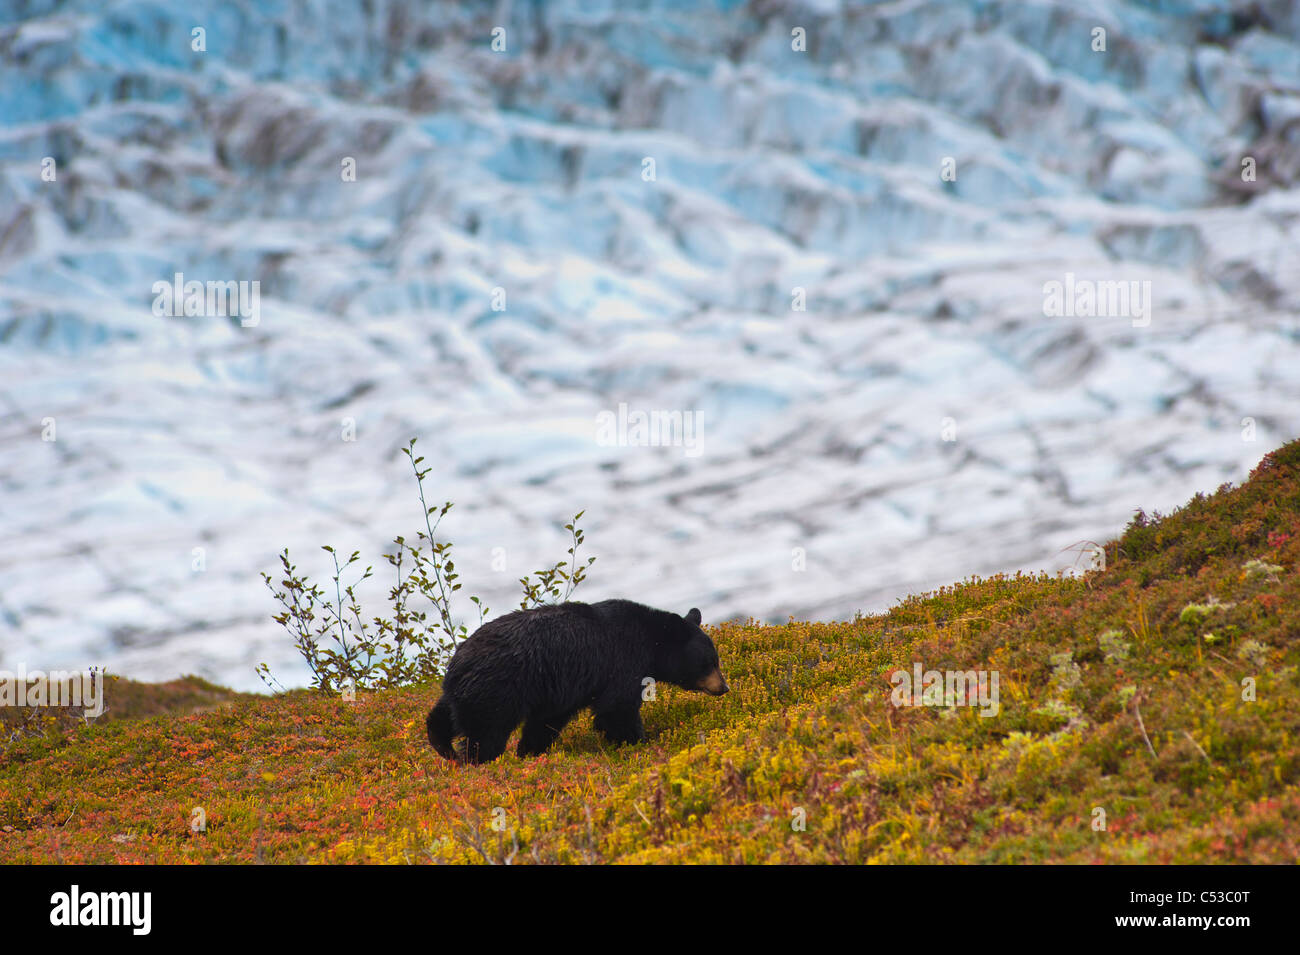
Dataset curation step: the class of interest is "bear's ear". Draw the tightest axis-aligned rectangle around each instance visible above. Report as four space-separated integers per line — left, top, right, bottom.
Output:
684 608 702 627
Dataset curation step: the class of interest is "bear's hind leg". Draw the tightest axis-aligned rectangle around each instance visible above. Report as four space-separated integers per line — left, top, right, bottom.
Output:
517 710 574 757
593 704 645 746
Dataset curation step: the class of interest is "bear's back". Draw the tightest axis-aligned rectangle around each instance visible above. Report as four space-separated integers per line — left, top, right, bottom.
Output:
444 602 604 683
442 600 665 703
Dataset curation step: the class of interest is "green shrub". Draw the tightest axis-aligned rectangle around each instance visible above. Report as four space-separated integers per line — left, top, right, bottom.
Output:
258 438 594 694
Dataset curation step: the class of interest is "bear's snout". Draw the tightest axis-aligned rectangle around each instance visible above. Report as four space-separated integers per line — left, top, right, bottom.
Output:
697 667 729 695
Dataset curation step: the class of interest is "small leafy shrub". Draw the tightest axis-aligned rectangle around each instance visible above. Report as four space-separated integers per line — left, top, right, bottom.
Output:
1098 629 1130 663
1179 596 1232 627
1048 651 1081 690
1243 558 1283 582
1237 639 1270 668
259 439 595 694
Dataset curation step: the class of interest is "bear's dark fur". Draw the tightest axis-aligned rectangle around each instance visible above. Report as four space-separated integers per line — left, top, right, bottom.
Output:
426 600 728 763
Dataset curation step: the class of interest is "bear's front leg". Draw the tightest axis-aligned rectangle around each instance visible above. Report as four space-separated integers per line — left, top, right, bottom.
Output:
593 703 645 746
518 711 575 757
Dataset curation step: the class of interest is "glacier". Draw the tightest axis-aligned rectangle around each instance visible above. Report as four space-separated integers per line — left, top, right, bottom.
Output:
1 0 1298 690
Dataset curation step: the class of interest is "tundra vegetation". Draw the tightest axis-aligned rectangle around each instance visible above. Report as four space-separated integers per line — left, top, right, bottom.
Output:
1 442 1298 863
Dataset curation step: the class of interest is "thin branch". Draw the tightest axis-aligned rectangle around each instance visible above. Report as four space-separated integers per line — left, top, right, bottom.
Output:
1182 729 1211 764
1133 698 1157 758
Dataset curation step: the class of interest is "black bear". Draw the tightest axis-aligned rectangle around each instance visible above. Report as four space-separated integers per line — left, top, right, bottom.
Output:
426 600 728 763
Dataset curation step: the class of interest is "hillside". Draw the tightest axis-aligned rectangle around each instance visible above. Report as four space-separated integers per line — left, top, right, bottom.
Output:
2 440 1298 863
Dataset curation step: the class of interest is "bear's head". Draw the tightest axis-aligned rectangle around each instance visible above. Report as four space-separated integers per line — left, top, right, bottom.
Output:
659 608 729 696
